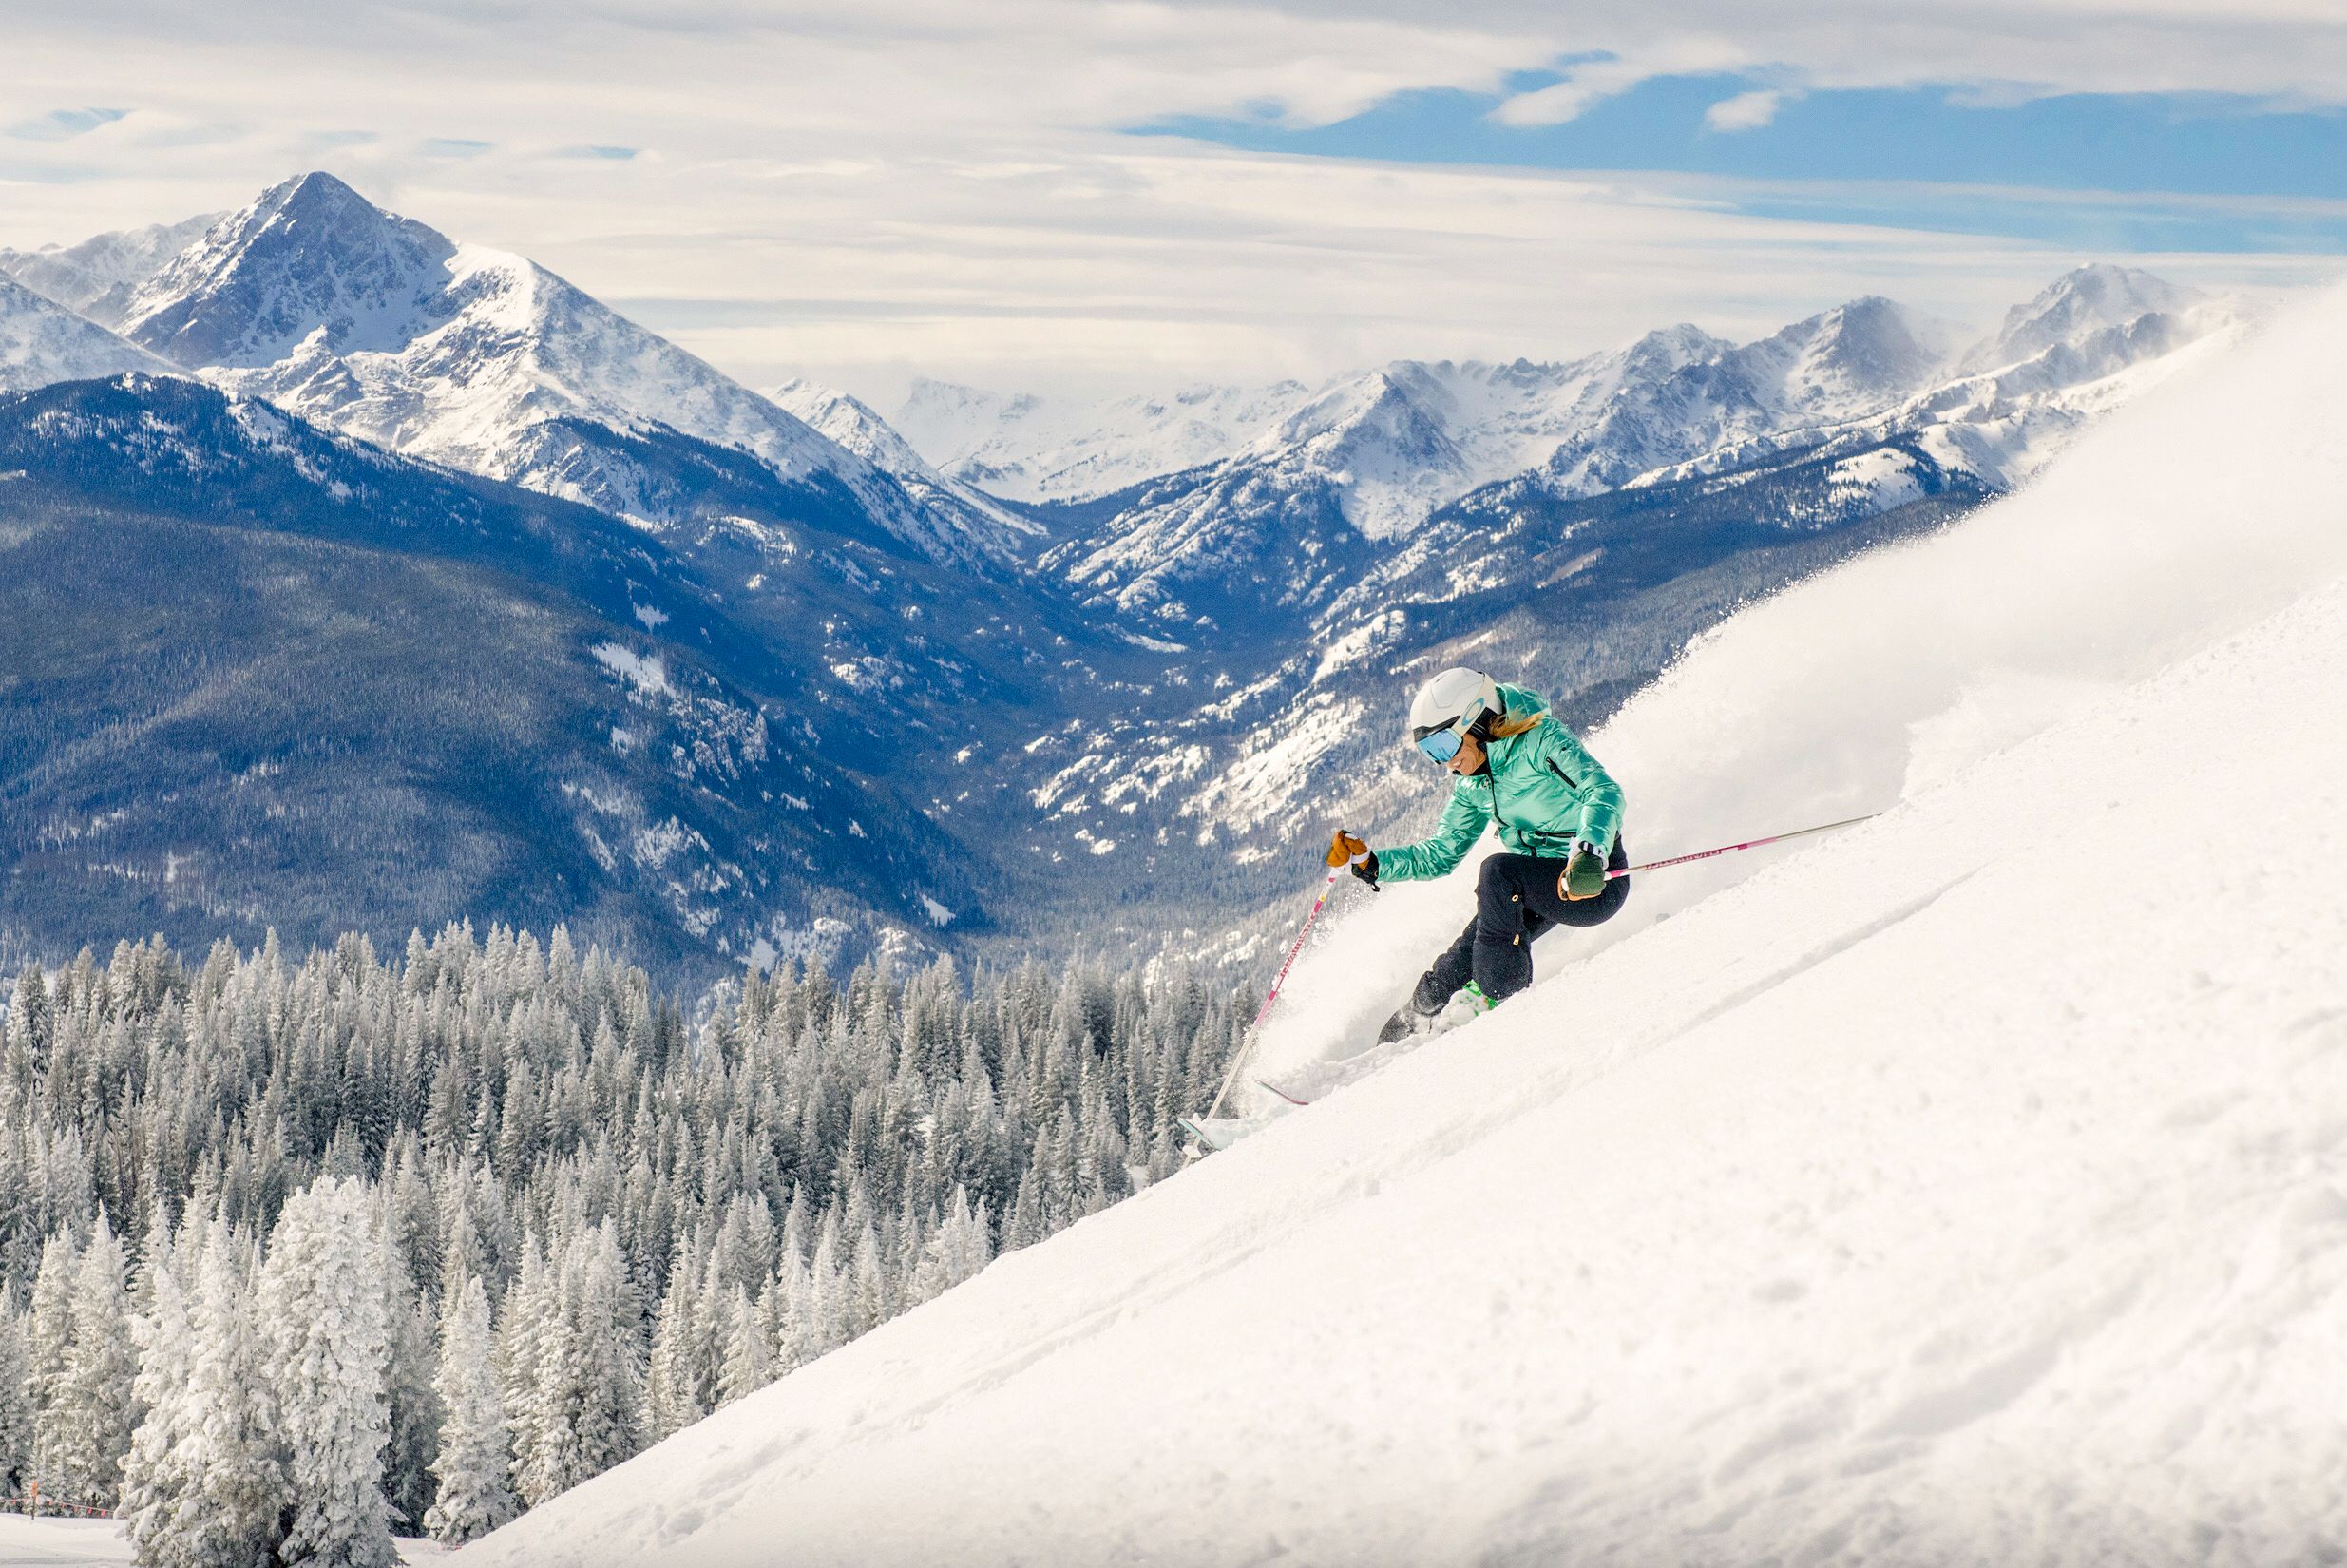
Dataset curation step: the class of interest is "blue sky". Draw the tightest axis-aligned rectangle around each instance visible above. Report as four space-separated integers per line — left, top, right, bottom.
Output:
1138 73 2347 255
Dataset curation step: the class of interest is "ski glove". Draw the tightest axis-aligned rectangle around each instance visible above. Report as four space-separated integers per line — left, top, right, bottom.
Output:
1326 829 1379 886
1560 842 1609 901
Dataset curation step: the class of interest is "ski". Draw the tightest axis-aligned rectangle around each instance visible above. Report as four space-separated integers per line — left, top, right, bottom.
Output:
1255 1079 1309 1107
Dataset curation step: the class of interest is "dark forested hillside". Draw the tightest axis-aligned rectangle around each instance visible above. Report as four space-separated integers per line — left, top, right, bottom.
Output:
0 376 1990 989
0 376 1008 980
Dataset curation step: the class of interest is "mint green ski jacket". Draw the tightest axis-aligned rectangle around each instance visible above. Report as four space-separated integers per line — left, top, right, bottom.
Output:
1372 683 1625 883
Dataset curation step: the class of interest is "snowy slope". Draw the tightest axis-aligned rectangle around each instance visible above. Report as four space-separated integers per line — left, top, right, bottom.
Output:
0 274 180 392
0 1518 436 1566
110 173 1019 564
462 285 2347 1567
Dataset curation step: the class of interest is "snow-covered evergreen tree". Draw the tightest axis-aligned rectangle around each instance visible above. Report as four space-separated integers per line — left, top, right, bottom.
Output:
26 1233 74 1494
373 1226 441 1533
0 1302 32 1499
514 1223 643 1507
716 1286 772 1407
645 1261 710 1439
260 1177 394 1568
423 1274 516 1545
120 1265 196 1566
911 1186 996 1306
56 1214 137 1506
0 930 1246 1528
181 1221 283 1568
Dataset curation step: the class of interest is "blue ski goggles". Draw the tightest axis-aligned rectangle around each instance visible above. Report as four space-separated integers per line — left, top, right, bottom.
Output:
1414 726 1464 764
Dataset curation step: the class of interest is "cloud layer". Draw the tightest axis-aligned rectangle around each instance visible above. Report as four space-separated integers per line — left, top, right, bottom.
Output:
1 1 2336 398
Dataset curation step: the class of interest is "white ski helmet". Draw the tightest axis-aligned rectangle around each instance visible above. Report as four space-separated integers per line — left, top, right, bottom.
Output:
1405 666 1501 748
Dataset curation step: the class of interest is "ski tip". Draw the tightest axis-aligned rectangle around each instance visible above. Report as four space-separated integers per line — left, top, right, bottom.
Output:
1254 1079 1309 1107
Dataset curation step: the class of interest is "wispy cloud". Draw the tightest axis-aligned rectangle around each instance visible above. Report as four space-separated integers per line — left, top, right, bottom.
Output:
1704 89 1785 133
9 107 128 142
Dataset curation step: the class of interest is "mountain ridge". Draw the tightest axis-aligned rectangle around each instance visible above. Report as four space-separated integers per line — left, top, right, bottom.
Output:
0 274 182 392
101 172 1024 570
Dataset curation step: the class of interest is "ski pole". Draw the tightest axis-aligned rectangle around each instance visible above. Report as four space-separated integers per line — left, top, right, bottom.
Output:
1203 867 1344 1121
1608 813 1880 879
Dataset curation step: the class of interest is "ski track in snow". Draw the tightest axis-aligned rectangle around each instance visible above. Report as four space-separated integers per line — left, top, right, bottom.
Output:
448 281 2347 1565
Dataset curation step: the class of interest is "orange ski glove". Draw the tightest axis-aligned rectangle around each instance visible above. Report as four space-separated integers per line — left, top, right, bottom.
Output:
1326 829 1378 885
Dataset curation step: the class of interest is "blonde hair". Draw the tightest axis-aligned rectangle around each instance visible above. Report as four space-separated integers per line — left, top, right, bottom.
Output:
1486 706 1545 740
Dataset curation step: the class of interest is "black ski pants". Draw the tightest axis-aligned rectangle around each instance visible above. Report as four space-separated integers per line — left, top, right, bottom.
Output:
1414 840 1630 1011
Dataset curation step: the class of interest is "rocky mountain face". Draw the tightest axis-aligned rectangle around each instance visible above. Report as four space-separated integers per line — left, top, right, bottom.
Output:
0 176 2253 980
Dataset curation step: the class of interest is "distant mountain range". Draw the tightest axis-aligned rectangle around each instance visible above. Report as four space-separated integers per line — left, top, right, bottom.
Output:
0 174 2253 982
904 267 2242 632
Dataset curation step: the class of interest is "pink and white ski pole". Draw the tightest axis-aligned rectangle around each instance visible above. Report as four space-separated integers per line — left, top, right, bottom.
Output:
1203 867 1345 1120
1608 812 1880 879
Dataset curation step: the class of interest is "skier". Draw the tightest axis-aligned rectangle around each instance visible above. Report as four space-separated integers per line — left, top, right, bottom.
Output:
1326 667 1629 1042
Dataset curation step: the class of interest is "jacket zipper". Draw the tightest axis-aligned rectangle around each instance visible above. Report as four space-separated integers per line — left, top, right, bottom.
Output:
1489 749 1581 849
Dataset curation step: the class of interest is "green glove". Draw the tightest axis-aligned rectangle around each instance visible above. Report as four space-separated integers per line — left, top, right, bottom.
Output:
1560 843 1609 901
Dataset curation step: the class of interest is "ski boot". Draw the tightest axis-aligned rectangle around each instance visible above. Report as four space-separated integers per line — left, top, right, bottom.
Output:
1435 980 1497 1032
1378 992 1441 1043
1377 980 1497 1042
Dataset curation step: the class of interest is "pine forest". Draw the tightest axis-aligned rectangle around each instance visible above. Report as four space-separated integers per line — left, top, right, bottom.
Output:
0 926 1250 1558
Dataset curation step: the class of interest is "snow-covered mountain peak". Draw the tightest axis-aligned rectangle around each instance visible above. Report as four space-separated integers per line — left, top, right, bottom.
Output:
894 376 1033 446
86 172 1033 564
1618 321 1733 381
123 171 458 368
0 211 218 327
1756 295 1956 416
772 377 935 473
1964 262 2208 374
0 273 182 392
893 375 1318 503
1039 265 2238 625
